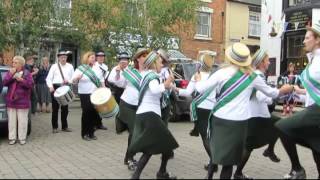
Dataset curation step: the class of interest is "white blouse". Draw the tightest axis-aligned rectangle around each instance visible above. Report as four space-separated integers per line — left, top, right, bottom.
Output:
72 66 103 94
195 65 279 121
136 70 166 116
304 49 320 107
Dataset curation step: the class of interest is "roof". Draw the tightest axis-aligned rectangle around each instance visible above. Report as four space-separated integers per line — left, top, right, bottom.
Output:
167 50 192 61
228 0 261 6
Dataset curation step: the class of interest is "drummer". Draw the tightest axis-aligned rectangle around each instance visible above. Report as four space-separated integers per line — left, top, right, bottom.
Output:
110 47 150 170
93 50 108 131
72 51 104 141
46 49 74 134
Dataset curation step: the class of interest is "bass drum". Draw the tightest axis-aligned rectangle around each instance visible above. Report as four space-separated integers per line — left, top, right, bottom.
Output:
90 87 119 119
54 85 74 106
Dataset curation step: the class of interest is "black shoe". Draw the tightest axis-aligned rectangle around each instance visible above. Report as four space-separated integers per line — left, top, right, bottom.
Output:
127 160 137 171
263 150 280 163
61 128 72 132
82 135 91 141
89 135 97 140
233 173 253 179
97 125 108 130
204 163 218 172
284 168 306 179
189 129 199 137
156 172 177 179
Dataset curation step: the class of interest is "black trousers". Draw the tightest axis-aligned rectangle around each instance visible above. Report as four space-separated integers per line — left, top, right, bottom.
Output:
51 84 69 129
79 94 98 137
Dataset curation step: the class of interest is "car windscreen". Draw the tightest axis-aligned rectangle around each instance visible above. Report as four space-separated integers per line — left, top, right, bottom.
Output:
182 63 197 81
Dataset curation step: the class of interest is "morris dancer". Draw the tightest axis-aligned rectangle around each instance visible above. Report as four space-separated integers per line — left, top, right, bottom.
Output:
194 43 292 179
110 48 149 171
174 53 218 172
276 23 320 179
157 48 171 126
129 51 178 179
72 51 104 141
46 49 74 133
234 49 282 179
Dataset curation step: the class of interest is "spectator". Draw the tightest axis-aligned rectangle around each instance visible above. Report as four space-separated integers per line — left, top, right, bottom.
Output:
3 56 33 145
36 57 51 113
24 55 39 115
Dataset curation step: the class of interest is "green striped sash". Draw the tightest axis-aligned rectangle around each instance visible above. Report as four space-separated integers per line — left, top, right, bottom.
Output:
207 70 257 138
300 65 320 106
138 71 160 106
123 66 142 90
78 64 101 88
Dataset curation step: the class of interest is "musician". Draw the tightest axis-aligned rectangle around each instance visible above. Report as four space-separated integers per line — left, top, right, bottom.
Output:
72 51 104 141
129 51 178 179
234 49 282 179
157 48 172 126
174 53 218 172
107 52 130 104
275 23 320 179
194 43 293 179
93 50 108 130
46 49 74 134
111 48 149 170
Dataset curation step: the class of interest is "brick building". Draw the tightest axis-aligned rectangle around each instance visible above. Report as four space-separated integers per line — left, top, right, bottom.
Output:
180 0 226 62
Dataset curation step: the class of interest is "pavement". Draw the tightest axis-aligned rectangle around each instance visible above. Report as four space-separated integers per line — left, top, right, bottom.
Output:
0 102 317 179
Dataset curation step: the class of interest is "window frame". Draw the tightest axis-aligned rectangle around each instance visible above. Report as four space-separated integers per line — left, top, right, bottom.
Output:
194 7 213 40
248 11 261 38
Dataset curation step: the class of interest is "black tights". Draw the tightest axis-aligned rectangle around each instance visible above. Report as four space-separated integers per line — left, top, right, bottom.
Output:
131 152 172 179
124 134 135 162
265 138 277 153
312 150 320 178
201 134 211 160
235 149 251 175
279 132 303 171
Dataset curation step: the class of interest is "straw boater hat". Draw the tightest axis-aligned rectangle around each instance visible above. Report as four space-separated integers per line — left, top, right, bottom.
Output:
117 52 130 62
199 53 214 71
144 51 160 68
132 48 149 61
252 49 268 68
57 49 68 57
96 50 106 57
225 43 252 67
307 22 320 36
157 48 169 63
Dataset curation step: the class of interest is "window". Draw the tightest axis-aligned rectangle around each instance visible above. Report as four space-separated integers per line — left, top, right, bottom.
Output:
196 12 211 38
53 0 72 25
287 35 305 58
248 11 261 37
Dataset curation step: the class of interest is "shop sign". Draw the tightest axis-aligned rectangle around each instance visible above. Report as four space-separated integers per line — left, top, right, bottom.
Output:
286 9 312 31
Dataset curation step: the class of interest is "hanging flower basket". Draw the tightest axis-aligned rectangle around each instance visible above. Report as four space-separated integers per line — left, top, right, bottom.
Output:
269 32 278 37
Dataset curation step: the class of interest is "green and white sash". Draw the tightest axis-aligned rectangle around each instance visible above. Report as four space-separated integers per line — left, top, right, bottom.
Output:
78 64 101 88
138 71 160 106
190 86 216 122
123 66 142 90
207 70 257 138
300 65 320 106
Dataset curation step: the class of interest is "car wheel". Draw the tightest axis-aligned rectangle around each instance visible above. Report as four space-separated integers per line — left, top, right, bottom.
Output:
27 118 31 136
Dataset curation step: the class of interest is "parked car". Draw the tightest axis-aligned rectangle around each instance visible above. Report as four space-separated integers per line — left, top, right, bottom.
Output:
168 60 198 122
0 66 31 136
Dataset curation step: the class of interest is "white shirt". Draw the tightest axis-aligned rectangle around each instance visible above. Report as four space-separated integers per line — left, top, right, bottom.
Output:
107 66 126 88
178 72 216 110
93 62 109 83
72 66 104 94
46 63 74 88
249 70 273 118
304 49 320 107
195 65 279 121
109 67 140 106
136 70 166 116
159 67 170 82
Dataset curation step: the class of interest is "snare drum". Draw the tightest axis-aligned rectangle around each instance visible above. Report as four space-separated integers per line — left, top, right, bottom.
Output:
90 87 119 119
54 86 75 106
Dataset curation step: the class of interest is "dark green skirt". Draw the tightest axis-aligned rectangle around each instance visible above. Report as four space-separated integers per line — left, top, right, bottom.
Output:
210 116 248 166
115 100 137 134
129 112 179 155
246 115 280 150
161 105 170 127
195 108 210 137
276 104 320 152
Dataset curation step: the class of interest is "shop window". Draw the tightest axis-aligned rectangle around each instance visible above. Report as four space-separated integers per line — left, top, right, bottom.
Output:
287 35 305 58
248 11 261 37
